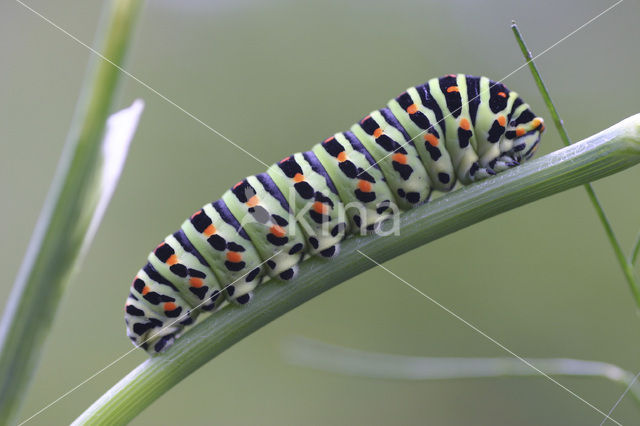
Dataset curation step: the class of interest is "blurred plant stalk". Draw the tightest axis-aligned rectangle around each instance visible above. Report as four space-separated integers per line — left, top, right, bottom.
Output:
283 336 640 408
0 0 143 424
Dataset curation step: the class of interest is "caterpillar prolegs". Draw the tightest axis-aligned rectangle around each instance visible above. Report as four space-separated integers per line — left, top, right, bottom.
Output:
125 74 545 353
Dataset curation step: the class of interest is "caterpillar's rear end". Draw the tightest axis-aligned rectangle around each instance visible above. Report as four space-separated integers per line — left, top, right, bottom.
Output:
125 74 544 354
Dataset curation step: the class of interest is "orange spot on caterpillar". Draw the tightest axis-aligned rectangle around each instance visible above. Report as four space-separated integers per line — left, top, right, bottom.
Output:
166 254 178 266
246 195 259 207
233 181 243 189
142 286 150 295
337 152 348 162
203 224 216 236
407 104 418 115
424 133 439 147
293 173 305 183
324 136 335 143
459 118 470 131
497 115 506 126
226 251 242 263
516 127 526 137
163 302 177 312
358 180 372 192
532 117 543 128
190 210 202 220
447 86 460 93
279 156 291 164
392 153 407 164
189 277 204 288
373 128 384 138
497 91 507 98
313 201 328 214
361 115 371 123
270 225 286 238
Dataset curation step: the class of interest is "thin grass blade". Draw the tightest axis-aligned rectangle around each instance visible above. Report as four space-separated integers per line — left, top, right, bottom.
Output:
511 22 640 309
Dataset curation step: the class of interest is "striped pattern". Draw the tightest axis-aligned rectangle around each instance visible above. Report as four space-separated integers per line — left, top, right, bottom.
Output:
125 74 544 353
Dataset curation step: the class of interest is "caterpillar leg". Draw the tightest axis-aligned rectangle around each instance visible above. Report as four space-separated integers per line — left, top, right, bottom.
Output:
278 264 299 280
319 244 340 258
226 286 253 305
467 161 496 182
491 155 520 172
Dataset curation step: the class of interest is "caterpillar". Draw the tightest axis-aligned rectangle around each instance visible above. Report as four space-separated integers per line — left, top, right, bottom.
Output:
125 74 545 353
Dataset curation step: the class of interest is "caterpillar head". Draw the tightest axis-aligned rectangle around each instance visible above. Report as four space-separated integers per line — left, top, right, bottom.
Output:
506 110 545 163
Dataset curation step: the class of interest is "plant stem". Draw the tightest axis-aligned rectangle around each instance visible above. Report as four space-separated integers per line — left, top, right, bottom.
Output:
631 232 640 266
0 1 142 424
72 115 640 425
511 22 640 309
283 336 640 409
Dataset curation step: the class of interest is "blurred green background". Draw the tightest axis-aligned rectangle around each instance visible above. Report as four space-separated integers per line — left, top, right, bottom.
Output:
2 0 640 424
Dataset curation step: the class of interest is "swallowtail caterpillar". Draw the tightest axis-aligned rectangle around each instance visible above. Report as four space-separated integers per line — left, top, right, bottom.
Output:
125 74 544 353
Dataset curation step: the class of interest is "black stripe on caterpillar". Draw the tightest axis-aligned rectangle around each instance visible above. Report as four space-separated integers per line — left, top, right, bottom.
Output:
124 74 544 353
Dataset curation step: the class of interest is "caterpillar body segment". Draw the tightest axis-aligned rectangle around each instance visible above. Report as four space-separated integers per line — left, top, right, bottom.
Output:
350 108 431 210
124 74 544 353
222 174 306 280
266 152 349 258
312 132 396 233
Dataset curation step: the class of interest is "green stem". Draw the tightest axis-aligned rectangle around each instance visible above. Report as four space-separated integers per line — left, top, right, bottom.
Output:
72 115 640 425
631 231 640 266
511 22 567 145
511 22 640 309
0 1 142 424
